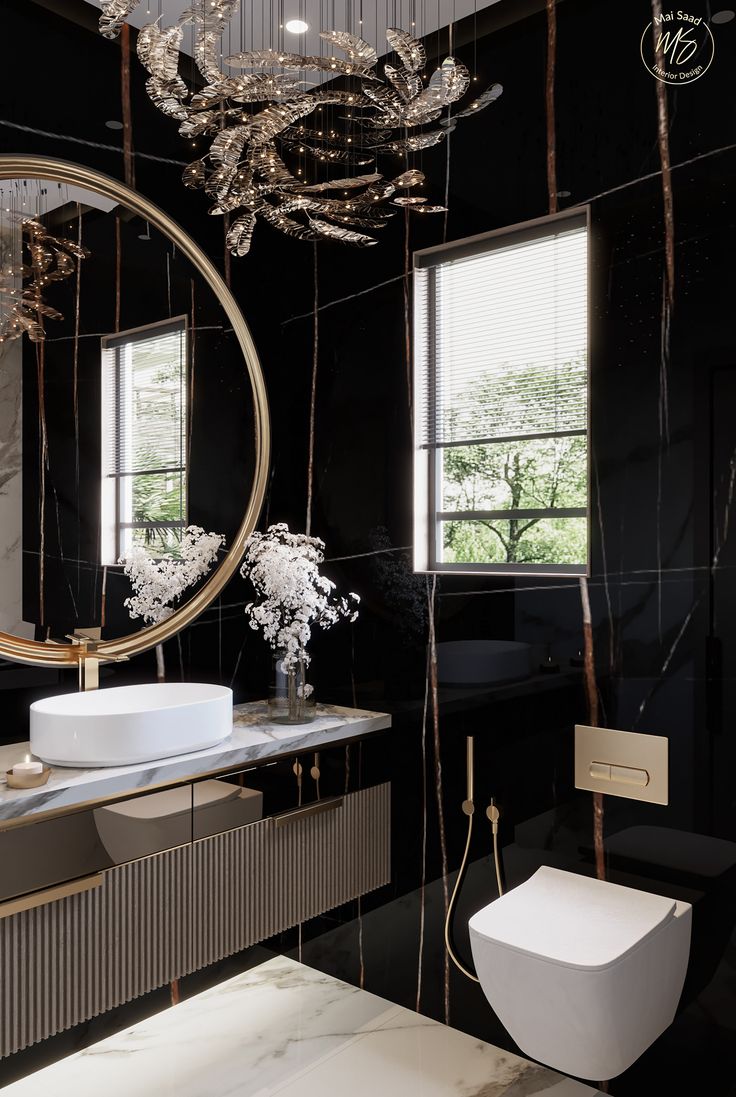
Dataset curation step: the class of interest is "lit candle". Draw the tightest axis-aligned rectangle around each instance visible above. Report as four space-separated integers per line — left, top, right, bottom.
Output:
12 758 43 776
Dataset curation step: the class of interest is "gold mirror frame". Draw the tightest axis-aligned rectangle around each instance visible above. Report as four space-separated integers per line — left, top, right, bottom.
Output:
0 155 270 669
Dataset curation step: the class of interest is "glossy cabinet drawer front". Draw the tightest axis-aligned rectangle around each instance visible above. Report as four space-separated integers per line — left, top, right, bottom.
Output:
0 811 107 904
192 745 351 840
0 786 195 905
0 746 353 905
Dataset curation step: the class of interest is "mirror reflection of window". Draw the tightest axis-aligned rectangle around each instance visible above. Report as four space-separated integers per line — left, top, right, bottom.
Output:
101 317 188 564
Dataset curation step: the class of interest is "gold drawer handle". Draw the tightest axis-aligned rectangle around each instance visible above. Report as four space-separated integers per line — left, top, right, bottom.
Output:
274 796 344 828
0 873 104 920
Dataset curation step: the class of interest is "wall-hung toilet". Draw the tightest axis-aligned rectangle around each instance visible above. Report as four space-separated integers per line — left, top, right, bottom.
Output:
469 866 692 1081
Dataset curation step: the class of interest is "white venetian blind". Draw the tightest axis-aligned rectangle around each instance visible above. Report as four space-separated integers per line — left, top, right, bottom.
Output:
102 319 187 479
414 217 588 450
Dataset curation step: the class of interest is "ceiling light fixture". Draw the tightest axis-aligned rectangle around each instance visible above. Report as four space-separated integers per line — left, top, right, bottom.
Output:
105 120 124 129
284 18 309 33
0 203 89 344
97 0 503 257
711 9 735 21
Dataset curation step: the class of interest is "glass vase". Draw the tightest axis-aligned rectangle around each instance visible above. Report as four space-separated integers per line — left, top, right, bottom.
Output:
268 651 316 725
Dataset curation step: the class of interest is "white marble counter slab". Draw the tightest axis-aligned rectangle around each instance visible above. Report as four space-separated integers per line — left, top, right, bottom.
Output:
3 955 598 1097
0 702 390 826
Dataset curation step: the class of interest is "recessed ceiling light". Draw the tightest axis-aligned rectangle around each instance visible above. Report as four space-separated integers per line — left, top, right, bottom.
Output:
285 18 309 33
712 9 735 21
105 120 123 130
556 189 571 198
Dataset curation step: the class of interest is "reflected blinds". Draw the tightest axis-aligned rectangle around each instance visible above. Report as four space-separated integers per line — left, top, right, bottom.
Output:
102 319 187 480
414 216 588 451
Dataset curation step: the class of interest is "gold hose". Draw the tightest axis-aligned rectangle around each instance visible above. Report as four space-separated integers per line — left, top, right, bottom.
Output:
444 737 504 984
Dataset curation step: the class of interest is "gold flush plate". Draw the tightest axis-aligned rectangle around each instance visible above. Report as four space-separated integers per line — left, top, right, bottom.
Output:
574 725 669 805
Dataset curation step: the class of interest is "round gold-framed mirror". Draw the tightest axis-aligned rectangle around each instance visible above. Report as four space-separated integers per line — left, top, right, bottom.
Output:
0 155 270 669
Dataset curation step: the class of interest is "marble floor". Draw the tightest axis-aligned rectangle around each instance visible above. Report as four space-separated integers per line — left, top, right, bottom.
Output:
3 955 598 1097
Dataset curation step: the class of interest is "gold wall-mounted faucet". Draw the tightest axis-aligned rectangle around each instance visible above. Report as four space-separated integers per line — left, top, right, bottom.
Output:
66 631 128 691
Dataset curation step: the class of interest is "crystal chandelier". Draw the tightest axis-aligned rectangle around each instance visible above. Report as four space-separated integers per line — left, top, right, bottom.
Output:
0 205 89 345
99 0 502 256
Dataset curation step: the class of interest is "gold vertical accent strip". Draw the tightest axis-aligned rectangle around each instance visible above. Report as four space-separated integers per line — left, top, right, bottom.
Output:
651 0 674 312
546 0 558 215
35 340 47 626
428 577 449 1023
120 23 136 190
305 242 319 536
73 204 83 595
188 278 196 473
416 608 430 1014
223 213 232 289
404 208 412 419
115 214 121 333
580 576 605 881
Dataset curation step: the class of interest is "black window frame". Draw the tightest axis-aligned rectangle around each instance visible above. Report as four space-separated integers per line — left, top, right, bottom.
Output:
412 207 591 577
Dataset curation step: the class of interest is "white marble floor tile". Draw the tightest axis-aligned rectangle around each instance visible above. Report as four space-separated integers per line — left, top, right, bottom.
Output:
3 956 599 1097
261 998 597 1097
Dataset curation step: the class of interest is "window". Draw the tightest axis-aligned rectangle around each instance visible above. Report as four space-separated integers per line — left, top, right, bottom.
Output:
413 210 589 575
101 317 188 563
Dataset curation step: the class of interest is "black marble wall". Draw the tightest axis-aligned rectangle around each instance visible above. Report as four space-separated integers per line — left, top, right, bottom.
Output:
2 0 736 1092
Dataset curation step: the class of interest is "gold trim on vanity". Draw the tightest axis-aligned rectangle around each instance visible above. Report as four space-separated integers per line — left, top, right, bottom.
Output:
0 873 103 920
273 796 344 827
0 155 271 670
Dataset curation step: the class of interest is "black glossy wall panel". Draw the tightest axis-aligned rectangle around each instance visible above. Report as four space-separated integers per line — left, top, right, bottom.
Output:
2 1 736 1092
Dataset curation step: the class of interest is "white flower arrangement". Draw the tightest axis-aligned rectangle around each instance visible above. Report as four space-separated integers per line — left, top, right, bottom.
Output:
121 525 225 625
240 523 360 672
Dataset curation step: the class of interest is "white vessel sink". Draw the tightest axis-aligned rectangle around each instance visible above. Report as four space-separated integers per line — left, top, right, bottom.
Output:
30 683 233 768
437 640 532 686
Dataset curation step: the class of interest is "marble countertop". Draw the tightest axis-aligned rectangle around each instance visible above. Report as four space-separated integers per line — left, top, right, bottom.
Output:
0 702 391 826
2 954 598 1097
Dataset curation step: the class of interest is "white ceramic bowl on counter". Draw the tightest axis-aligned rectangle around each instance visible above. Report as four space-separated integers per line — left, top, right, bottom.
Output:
30 682 233 768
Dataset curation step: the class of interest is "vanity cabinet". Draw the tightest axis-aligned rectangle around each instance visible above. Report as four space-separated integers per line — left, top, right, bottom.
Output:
0 750 350 905
0 748 391 1058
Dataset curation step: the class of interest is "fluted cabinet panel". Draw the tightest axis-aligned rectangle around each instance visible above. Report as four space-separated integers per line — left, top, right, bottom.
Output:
191 783 391 970
0 844 192 1058
0 783 390 1058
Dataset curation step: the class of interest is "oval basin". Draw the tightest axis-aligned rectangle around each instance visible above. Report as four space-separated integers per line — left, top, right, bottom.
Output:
30 683 233 768
437 640 532 686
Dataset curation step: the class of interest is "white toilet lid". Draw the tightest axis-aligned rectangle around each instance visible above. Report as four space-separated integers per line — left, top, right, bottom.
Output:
469 866 677 971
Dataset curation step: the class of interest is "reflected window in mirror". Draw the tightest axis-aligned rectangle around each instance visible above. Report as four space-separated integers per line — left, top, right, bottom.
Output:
101 317 188 564
413 210 589 576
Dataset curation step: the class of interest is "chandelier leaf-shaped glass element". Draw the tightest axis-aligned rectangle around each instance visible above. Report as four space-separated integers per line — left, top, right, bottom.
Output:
0 216 89 345
98 0 502 256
